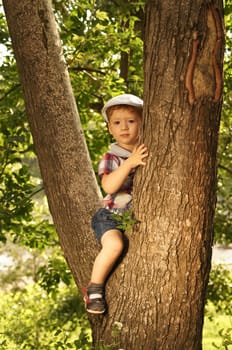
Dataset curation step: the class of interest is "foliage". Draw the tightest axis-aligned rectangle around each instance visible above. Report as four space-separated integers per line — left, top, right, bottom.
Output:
214 0 232 245
112 209 137 231
0 27 57 248
0 284 92 350
206 264 232 315
203 304 232 350
204 262 232 350
212 328 232 350
36 254 73 296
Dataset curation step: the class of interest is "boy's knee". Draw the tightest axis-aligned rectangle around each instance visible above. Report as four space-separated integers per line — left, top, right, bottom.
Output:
113 239 124 256
102 231 124 256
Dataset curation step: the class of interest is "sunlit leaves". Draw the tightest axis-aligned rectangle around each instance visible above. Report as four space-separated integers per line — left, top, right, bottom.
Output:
0 284 91 349
36 255 73 295
206 264 232 315
214 1 232 244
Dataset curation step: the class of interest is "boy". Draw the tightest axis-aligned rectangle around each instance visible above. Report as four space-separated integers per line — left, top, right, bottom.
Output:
84 94 148 314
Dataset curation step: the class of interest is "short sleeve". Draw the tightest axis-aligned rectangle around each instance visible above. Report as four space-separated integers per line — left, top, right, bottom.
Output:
98 153 120 178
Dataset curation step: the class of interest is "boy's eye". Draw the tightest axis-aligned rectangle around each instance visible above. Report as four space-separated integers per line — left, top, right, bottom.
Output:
128 119 135 123
113 121 120 125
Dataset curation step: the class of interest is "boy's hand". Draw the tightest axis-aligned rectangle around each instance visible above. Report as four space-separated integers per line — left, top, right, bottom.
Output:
127 144 148 168
101 144 148 194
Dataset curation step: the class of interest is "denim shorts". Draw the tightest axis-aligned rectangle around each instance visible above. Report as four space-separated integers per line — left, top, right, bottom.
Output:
91 208 123 244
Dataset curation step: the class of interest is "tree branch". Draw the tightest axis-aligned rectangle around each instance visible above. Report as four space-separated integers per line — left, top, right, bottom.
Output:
0 83 21 102
218 164 232 175
69 65 106 75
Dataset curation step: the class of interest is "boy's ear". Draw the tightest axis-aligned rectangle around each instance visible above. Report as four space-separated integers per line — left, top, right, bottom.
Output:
108 124 113 135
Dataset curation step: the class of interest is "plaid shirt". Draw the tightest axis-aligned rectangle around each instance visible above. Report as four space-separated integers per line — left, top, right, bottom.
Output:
98 143 135 211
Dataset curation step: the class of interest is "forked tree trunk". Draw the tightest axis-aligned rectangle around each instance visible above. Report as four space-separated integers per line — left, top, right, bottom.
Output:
3 0 224 349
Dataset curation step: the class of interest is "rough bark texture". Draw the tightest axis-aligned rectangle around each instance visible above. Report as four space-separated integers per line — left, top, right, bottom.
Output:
3 0 224 349
90 1 224 349
3 0 101 287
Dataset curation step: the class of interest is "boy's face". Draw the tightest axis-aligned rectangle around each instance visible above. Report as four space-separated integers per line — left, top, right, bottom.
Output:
108 107 141 151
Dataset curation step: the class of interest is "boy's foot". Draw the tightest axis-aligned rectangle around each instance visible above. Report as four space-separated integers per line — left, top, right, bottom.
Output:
83 284 106 314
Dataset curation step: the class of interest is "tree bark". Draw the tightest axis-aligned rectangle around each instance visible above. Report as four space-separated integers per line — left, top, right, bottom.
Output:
2 0 101 287
133 2 224 348
90 1 224 349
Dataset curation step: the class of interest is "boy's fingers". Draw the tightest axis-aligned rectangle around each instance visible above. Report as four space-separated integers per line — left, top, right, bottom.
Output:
142 150 149 156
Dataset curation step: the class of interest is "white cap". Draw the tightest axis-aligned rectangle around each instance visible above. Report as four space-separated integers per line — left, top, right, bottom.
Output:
102 94 143 122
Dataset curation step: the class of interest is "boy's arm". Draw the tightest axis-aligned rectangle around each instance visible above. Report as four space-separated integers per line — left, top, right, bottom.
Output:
101 144 148 195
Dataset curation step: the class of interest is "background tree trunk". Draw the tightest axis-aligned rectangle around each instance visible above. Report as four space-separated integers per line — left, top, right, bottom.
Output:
3 0 101 288
3 0 224 349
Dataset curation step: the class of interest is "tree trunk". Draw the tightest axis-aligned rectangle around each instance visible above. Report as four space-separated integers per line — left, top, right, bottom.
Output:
2 0 101 287
4 0 224 349
90 1 224 349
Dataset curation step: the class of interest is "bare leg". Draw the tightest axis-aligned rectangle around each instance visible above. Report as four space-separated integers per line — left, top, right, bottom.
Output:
84 229 123 313
90 229 124 284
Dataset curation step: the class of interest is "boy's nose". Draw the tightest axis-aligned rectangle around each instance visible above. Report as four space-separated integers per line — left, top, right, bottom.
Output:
121 121 129 130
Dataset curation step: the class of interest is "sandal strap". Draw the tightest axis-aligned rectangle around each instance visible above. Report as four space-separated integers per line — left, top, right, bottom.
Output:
89 293 103 300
